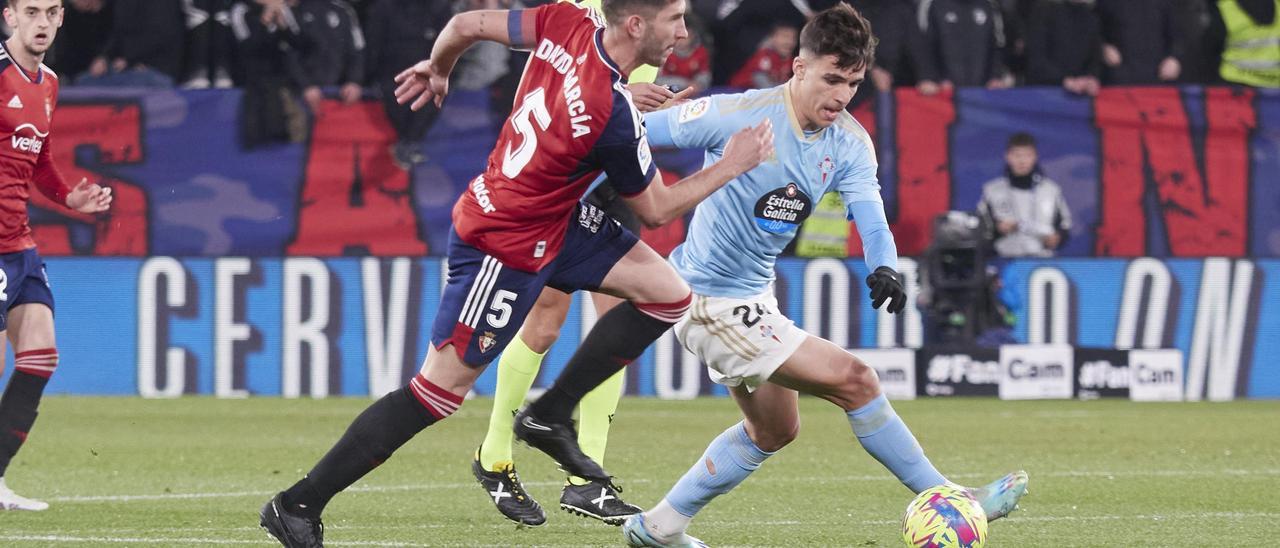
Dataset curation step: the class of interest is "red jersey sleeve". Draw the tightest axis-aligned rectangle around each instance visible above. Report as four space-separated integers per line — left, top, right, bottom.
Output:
508 2 592 50
32 134 69 206
32 79 69 206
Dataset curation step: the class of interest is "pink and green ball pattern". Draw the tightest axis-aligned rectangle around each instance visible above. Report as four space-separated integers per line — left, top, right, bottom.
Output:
901 484 988 548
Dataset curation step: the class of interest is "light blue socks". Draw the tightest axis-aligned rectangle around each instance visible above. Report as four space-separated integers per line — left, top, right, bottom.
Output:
847 394 947 493
664 421 773 519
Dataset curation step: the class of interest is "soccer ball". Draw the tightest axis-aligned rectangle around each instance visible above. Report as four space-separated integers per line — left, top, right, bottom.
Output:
901 484 988 548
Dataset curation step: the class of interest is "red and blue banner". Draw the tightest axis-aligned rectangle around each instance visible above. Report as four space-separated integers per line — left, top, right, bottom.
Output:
34 86 1280 259
9 87 1278 399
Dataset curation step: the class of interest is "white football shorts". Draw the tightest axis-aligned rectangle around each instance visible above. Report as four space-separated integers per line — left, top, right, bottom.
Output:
675 289 808 391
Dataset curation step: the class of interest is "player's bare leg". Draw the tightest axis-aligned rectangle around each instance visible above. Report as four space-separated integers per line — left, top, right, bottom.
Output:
262 345 474 546
516 240 691 482
0 304 57 511
628 383 798 546
768 336 1027 521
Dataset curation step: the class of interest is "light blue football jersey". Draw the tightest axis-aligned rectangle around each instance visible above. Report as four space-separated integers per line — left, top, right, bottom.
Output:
645 84 897 298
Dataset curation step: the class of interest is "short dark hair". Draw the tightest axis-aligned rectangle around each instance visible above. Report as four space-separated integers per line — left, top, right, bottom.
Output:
1006 132 1037 150
601 0 677 26
798 2 877 71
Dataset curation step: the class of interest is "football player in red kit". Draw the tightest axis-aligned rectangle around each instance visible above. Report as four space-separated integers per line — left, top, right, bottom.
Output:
0 0 113 511
260 0 773 545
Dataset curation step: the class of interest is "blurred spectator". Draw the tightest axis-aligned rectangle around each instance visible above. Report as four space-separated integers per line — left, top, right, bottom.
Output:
976 133 1072 257
182 0 237 89
845 0 928 105
728 24 797 89
1025 0 1103 96
292 0 366 114
364 0 453 167
1096 0 1183 84
1205 0 1280 87
346 0 377 23
657 13 712 92
695 0 806 85
80 0 187 87
47 0 112 81
1174 0 1213 83
230 0 309 147
452 0 511 92
916 0 1012 94
996 0 1034 83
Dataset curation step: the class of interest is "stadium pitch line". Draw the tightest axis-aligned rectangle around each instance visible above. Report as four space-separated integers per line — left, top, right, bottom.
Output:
44 467 1280 504
1 511 1273 545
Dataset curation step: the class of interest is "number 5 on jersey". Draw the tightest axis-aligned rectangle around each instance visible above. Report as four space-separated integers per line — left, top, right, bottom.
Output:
502 87 551 178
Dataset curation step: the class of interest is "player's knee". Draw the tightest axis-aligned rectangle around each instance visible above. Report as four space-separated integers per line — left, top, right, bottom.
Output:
520 322 561 353
830 356 880 411
13 348 58 379
750 418 799 452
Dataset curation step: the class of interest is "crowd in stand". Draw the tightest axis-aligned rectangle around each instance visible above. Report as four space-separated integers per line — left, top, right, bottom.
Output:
33 0 1280 92
21 0 1280 153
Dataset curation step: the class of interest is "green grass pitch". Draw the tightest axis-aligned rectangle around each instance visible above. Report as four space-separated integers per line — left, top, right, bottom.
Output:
0 397 1276 546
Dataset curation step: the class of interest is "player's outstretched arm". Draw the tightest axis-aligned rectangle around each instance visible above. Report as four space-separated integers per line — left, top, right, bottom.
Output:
623 119 774 228
394 10 514 111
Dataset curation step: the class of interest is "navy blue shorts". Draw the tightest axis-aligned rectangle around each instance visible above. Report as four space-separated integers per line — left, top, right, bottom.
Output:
431 202 639 366
0 248 55 332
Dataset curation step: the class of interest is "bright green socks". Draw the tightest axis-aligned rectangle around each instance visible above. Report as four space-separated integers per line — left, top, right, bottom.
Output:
568 368 626 485
479 335 544 470
478 324 626 480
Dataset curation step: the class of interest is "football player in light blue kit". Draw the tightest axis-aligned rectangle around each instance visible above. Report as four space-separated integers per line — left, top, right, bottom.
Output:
622 5 1028 547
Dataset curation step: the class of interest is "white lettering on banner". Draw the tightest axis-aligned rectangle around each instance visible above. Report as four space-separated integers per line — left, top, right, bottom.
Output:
999 345 1073 400
137 257 188 398
1187 259 1254 401
283 258 331 398
926 354 1000 385
877 258 923 349
803 258 850 348
1129 349 1184 402
363 258 412 397
214 258 252 398
655 330 700 399
1027 268 1070 345
855 348 916 400
1078 359 1129 391
1115 258 1173 350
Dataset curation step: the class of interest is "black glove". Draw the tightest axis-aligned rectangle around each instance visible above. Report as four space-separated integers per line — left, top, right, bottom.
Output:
865 266 906 314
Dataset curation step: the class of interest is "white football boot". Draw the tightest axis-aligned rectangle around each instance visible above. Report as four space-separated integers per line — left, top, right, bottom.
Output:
0 478 48 511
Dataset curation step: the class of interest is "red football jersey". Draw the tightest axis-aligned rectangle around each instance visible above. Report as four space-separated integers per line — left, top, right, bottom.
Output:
661 45 710 84
452 3 656 272
728 48 792 89
0 41 69 254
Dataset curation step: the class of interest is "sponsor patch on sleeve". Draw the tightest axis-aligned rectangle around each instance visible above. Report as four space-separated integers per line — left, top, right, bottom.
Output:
637 135 652 172
678 97 711 123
